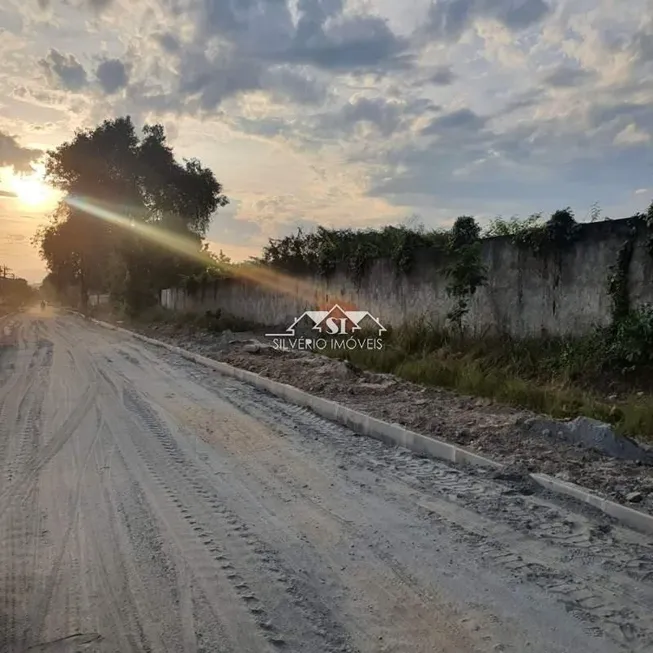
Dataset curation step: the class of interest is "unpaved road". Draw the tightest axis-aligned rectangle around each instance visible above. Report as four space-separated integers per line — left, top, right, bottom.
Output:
0 311 652 653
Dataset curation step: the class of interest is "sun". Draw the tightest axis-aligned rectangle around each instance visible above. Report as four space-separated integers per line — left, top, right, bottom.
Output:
8 166 59 209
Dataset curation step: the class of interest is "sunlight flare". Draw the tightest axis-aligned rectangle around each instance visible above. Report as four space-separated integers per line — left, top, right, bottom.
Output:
7 165 60 209
65 195 359 309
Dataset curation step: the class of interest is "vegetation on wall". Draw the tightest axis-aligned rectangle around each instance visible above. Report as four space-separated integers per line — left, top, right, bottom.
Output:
444 216 487 329
261 217 489 327
607 224 637 323
262 208 584 288
602 207 653 373
260 224 450 282
484 208 580 257
181 247 233 295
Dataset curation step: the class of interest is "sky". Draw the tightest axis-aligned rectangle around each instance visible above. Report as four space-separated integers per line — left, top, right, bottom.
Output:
1 0 653 283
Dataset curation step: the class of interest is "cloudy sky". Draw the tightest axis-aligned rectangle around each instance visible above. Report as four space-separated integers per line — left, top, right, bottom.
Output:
1 0 653 282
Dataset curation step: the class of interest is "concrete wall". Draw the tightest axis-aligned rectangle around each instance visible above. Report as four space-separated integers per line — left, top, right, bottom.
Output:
160 217 653 338
88 293 110 307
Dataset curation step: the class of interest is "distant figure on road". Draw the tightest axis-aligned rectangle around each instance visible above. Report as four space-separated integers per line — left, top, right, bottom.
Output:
40 300 46 311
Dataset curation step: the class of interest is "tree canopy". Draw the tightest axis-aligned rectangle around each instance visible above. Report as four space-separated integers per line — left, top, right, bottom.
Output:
33 116 228 312
0 267 35 308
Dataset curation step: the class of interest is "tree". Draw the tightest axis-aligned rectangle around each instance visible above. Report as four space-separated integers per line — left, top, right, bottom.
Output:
34 116 228 312
0 270 35 308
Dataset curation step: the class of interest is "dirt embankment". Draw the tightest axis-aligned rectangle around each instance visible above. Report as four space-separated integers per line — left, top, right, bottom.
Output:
127 320 653 515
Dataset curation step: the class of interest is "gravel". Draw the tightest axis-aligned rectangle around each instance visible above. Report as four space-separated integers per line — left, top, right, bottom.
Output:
133 322 653 515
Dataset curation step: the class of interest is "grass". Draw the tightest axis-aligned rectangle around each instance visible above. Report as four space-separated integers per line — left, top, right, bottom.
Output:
108 304 653 441
326 319 653 441
125 304 266 335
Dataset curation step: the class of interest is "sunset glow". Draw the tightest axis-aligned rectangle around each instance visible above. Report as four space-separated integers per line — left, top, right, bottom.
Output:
8 166 60 210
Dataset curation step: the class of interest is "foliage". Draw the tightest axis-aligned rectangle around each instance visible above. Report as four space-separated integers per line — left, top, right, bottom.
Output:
445 216 487 330
327 318 653 440
181 247 234 295
261 224 449 282
605 305 653 372
484 208 580 257
589 201 602 222
607 226 636 323
643 201 653 257
33 116 228 312
0 270 36 307
484 213 544 238
603 211 653 373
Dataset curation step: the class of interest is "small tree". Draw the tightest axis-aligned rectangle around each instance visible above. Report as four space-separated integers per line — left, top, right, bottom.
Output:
445 216 487 332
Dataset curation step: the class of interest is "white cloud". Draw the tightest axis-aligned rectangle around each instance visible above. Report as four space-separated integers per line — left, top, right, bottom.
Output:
1 0 653 282
614 123 651 145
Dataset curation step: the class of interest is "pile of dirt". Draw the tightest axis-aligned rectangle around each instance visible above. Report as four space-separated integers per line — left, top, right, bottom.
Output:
131 323 653 515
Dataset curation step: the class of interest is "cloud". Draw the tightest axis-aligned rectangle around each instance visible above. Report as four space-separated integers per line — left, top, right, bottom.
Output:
262 65 329 104
283 13 414 72
429 65 456 86
421 108 487 135
194 0 412 73
0 131 42 172
207 201 263 246
0 190 17 198
4 0 653 255
152 32 181 54
317 96 439 137
426 0 551 41
39 49 88 91
37 0 114 8
176 49 262 111
628 24 653 64
614 124 650 145
543 65 594 88
95 59 129 94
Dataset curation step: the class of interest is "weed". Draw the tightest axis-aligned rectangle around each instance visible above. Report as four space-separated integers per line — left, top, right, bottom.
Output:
328 319 653 440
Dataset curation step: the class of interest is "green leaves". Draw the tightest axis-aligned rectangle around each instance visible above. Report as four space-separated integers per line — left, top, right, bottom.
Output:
445 216 487 330
35 116 228 311
261 223 448 281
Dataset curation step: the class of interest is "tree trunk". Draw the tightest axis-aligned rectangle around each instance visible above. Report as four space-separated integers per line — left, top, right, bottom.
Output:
79 264 88 314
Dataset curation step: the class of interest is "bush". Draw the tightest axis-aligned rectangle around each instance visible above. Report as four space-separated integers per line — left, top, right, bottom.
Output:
605 305 653 371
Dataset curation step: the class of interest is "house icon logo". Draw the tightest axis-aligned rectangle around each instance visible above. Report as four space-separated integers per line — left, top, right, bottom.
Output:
266 304 386 351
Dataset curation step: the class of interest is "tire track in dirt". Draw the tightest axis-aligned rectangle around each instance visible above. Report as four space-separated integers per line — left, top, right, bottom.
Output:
110 375 356 653
0 325 53 653
100 397 272 652
189 372 653 652
4 311 652 653
0 379 98 517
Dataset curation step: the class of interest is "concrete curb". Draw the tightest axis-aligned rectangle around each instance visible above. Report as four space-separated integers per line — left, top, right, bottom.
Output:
531 474 653 535
73 311 653 536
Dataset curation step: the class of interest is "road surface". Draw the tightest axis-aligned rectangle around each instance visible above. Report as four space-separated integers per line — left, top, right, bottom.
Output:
0 309 652 653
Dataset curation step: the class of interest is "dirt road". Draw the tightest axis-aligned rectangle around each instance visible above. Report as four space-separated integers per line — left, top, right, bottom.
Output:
0 310 652 653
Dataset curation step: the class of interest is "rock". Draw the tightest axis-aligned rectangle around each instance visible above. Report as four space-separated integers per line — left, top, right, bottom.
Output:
492 463 531 483
332 360 361 379
567 417 653 463
522 415 653 463
626 491 644 503
243 340 277 354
